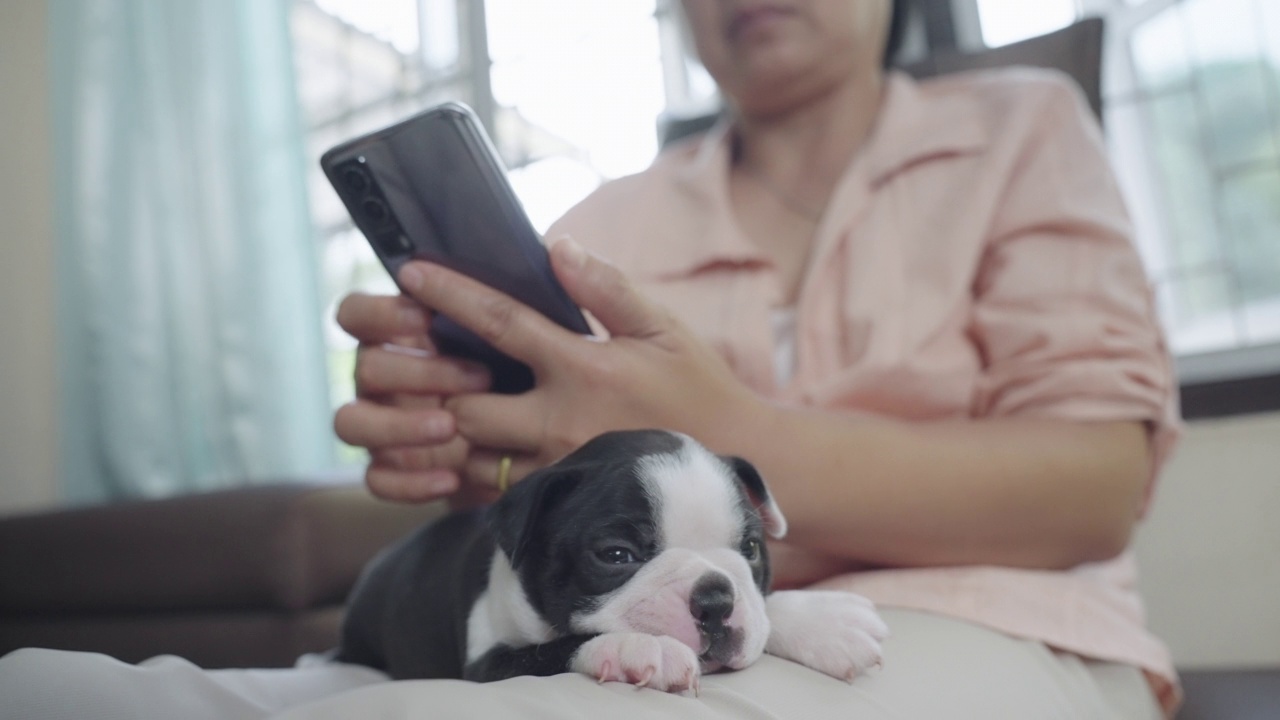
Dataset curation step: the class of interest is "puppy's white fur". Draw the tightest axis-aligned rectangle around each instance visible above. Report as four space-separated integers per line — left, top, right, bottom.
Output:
765 590 890 681
466 551 555 663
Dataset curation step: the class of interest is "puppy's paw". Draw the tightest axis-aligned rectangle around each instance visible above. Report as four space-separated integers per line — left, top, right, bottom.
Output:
571 632 701 694
764 590 889 682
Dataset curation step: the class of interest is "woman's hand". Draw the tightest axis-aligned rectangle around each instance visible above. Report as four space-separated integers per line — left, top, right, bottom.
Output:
395 237 763 492
332 292 494 503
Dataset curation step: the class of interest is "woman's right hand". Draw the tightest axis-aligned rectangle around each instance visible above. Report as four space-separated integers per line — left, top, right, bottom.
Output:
333 292 493 503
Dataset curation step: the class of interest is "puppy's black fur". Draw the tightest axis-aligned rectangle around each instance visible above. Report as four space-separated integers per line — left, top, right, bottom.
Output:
336 509 492 679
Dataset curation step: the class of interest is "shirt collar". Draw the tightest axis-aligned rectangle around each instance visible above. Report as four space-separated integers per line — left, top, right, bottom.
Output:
862 71 989 185
641 71 990 279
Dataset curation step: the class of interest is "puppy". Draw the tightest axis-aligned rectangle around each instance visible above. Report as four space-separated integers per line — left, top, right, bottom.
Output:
336 429 888 692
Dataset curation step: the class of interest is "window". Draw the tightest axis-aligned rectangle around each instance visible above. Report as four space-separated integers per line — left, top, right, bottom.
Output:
1117 0 1280 381
975 0 1078 47
486 0 667 229
973 0 1280 384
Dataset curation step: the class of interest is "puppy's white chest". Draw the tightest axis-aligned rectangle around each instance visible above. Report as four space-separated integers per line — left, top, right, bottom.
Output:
466 551 554 663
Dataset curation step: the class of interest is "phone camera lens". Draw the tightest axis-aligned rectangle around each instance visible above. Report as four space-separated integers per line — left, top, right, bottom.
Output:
342 166 370 195
376 231 413 257
362 198 390 225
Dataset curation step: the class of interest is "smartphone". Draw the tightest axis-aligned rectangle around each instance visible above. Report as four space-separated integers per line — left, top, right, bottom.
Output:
320 102 592 394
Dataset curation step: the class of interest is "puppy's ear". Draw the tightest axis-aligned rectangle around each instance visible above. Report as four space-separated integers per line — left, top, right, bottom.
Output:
487 467 582 570
724 456 788 539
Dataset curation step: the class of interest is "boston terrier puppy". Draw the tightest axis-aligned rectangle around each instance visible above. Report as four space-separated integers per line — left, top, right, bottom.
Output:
336 429 887 692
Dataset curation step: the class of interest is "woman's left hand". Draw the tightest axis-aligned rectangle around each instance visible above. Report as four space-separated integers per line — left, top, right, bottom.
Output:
394 236 761 492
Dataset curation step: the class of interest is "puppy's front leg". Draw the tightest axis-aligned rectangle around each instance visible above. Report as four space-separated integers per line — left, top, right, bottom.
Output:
765 590 889 682
464 635 596 682
465 633 700 693
570 632 701 694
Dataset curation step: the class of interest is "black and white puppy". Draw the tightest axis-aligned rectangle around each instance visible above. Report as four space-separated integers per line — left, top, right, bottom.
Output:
336 429 888 692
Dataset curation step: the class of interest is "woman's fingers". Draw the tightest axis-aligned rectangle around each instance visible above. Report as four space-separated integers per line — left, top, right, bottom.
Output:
333 399 455 449
363 429 471 502
445 393 544 454
363 439 538 502
397 262 572 373
355 343 491 396
369 436 469 472
364 465 460 503
337 292 431 344
335 290 531 504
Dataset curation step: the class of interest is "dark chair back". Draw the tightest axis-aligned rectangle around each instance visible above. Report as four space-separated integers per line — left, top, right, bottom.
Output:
901 17 1103 121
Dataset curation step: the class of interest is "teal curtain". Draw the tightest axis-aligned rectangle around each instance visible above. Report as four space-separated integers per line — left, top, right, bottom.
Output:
51 0 334 503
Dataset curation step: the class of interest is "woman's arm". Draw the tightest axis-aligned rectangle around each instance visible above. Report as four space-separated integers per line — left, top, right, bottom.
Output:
399 238 1150 573
737 408 1150 572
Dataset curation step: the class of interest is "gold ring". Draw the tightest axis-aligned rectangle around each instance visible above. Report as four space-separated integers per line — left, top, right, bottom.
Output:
497 456 512 494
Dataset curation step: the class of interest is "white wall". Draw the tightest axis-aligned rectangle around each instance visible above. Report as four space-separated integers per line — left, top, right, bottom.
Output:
1135 411 1280 669
0 0 59 515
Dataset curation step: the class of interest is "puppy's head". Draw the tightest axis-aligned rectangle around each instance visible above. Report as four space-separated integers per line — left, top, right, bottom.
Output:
488 429 786 671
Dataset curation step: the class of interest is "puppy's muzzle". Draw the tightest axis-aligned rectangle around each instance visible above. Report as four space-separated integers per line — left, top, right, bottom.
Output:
690 573 743 668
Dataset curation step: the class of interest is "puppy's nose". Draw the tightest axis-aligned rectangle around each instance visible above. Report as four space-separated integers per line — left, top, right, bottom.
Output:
690 573 735 629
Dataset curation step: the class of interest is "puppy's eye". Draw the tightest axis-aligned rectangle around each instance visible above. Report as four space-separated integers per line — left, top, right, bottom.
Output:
596 547 639 565
741 538 762 563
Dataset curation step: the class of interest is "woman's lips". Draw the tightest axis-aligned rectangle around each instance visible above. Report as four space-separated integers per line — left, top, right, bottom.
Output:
727 5 797 41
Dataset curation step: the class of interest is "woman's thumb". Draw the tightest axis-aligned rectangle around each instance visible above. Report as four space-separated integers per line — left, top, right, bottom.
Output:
549 236 663 339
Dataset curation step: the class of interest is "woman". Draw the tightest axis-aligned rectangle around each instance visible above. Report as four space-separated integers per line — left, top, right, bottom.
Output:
330 0 1180 717
0 1 1178 718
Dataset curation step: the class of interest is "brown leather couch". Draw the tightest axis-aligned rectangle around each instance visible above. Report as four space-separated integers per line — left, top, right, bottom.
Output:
0 483 442 668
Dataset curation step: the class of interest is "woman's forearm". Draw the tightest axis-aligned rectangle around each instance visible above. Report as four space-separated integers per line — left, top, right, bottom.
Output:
713 401 1151 572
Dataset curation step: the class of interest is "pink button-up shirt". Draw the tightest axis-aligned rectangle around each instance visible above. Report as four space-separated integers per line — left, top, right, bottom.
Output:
548 68 1182 714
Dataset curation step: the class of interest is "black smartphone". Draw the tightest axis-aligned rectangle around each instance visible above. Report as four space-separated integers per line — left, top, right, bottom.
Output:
320 102 592 394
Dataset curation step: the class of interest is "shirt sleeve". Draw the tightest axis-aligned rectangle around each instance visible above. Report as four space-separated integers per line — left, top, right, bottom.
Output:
969 75 1181 513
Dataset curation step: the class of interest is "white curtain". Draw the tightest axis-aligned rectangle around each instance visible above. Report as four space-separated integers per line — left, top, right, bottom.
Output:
51 0 334 502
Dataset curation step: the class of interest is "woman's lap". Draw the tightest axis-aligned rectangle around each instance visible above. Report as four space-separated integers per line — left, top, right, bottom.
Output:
0 609 1161 720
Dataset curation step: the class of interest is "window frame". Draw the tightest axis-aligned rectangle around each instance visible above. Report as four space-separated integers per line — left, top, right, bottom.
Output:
943 0 1280 417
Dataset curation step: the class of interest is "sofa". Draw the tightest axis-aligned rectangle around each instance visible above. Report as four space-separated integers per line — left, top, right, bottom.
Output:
0 483 442 669
3 481 1279 719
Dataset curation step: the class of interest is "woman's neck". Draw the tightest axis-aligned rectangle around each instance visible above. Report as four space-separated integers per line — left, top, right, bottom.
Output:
731 71 885 211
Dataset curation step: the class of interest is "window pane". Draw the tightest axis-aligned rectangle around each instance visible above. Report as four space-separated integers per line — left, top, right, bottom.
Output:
292 6 421 122
1220 167 1280 343
1131 4 1191 92
419 0 459 70
1144 91 1221 272
486 0 663 180
1243 298 1280 347
976 0 1077 48
1105 99 1177 279
1183 0 1262 66
314 0 419 53
1164 271 1243 355
1196 64 1279 172
1265 0 1280 70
